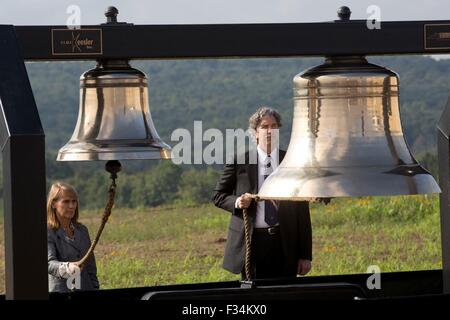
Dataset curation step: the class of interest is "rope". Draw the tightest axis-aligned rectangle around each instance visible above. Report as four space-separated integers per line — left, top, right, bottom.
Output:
76 160 121 269
242 194 259 281
76 178 116 268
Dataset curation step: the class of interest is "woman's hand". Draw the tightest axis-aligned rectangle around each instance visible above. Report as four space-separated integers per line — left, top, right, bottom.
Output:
59 262 80 279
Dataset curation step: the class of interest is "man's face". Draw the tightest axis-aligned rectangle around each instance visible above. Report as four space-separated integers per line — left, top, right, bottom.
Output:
256 115 279 152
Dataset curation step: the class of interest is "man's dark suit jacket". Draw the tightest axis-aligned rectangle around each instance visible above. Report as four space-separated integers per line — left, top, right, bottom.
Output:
212 150 312 275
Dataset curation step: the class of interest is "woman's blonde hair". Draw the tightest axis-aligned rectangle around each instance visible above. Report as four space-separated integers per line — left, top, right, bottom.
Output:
47 182 80 230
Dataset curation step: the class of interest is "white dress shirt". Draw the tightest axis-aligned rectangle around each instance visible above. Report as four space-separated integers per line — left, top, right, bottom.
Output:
255 146 279 228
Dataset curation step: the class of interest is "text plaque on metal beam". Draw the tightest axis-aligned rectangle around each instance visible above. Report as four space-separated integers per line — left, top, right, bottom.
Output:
424 24 450 50
51 28 103 55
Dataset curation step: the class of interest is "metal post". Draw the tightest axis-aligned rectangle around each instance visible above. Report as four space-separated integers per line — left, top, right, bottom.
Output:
0 25 48 299
437 96 450 294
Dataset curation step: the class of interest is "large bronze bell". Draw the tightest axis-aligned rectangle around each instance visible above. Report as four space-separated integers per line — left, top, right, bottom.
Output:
259 56 440 199
57 60 171 161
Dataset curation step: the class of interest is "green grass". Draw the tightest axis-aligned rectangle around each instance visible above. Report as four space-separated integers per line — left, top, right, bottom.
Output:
308 195 441 275
0 195 442 293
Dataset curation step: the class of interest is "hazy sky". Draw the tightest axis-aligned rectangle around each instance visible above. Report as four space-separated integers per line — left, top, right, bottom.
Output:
0 0 449 25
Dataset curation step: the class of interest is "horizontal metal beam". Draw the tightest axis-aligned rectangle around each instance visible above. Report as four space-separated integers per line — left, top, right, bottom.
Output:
13 19 450 61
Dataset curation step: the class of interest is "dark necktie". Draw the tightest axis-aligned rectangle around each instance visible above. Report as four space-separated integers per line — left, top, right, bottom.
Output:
263 155 278 226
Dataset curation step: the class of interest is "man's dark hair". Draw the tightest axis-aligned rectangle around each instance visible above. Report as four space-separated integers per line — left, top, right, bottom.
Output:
248 106 282 132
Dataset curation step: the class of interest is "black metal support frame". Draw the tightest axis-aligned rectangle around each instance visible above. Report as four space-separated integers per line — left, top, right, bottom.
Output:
0 26 47 299
438 99 450 294
2 16 450 299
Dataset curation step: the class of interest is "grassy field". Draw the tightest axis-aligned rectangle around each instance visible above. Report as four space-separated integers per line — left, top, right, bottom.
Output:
0 194 442 293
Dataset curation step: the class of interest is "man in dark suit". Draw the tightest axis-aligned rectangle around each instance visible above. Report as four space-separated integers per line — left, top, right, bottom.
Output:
212 107 312 279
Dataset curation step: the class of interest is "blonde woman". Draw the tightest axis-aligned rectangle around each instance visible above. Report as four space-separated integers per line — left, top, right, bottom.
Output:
47 182 99 292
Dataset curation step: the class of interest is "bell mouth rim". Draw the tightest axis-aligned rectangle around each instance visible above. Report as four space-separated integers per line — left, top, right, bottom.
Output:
256 191 441 201
57 140 172 161
257 165 441 199
56 149 172 161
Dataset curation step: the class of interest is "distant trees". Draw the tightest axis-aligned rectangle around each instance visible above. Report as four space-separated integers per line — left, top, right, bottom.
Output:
176 167 220 205
51 162 220 209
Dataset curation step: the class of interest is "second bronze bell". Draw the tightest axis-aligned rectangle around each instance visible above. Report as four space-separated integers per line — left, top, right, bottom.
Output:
259 56 440 199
